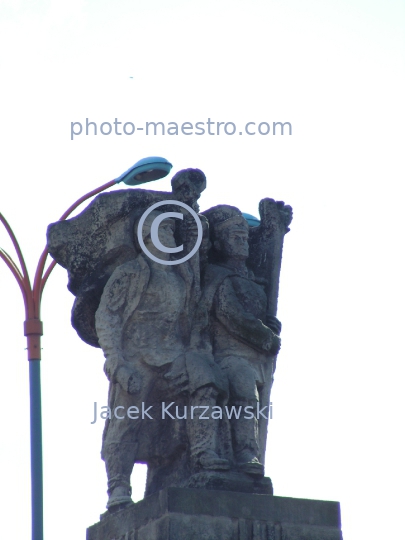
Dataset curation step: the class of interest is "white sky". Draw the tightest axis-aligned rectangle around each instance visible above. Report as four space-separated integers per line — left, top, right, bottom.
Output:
0 1 404 539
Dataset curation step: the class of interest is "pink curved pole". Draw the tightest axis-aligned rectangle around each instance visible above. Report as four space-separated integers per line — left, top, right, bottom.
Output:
0 212 30 283
0 248 29 314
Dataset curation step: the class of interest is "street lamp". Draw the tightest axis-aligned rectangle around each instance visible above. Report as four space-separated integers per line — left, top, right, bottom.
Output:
242 213 260 227
0 156 172 540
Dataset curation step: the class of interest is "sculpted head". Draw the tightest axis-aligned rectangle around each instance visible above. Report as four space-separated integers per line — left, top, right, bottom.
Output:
171 168 206 211
203 205 249 262
134 210 176 259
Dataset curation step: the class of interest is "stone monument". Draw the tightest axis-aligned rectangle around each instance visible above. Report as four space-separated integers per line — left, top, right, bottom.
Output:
47 168 342 540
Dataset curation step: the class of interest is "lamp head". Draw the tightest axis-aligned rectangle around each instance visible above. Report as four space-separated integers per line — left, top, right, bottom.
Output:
242 213 260 227
115 156 173 186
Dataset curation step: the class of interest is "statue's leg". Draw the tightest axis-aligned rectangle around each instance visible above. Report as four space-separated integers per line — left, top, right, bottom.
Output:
229 399 263 476
188 385 230 471
103 442 137 509
101 384 140 510
221 357 264 477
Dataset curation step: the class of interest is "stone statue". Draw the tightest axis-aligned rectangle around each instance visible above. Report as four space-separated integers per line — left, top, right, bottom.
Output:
201 204 290 476
46 168 292 512
95 208 229 509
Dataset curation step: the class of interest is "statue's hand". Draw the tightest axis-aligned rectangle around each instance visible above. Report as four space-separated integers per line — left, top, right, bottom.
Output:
127 373 141 394
115 364 141 394
266 315 282 335
263 332 281 355
259 198 293 233
164 368 189 394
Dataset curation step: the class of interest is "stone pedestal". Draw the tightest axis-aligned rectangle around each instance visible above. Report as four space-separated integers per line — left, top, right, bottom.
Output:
87 488 342 540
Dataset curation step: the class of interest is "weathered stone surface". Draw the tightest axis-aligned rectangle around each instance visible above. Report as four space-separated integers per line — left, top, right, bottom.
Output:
47 168 294 511
47 187 170 347
185 471 273 495
86 488 342 540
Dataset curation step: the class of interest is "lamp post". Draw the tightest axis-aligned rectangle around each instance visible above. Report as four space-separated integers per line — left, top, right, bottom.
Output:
0 156 172 540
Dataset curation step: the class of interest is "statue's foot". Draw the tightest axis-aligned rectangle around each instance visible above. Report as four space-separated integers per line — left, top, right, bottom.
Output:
237 456 264 477
198 450 230 470
107 486 133 511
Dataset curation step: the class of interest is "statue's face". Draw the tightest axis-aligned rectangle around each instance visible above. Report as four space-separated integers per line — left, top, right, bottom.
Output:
136 211 177 259
144 217 176 251
156 219 176 249
215 226 249 260
176 180 202 203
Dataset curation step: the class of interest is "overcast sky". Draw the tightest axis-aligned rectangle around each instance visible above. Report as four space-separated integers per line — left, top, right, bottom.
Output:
1 1 404 539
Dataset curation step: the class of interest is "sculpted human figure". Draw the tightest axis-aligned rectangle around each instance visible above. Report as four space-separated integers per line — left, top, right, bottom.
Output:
95 211 188 508
170 167 207 299
202 205 282 477
95 209 228 509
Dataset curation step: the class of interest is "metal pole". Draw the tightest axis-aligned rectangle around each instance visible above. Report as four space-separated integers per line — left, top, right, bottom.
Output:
29 359 43 540
25 321 44 540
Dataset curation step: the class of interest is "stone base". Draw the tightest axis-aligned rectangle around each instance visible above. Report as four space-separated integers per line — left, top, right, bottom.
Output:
185 471 273 495
87 488 342 540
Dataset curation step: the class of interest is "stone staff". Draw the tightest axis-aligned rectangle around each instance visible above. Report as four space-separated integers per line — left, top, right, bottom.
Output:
247 198 293 460
251 198 292 317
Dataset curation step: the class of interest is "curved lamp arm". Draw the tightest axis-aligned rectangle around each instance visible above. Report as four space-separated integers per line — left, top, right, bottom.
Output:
0 247 29 313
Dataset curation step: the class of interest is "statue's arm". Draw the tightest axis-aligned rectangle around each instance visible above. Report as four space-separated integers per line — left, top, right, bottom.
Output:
95 266 141 393
214 277 280 355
